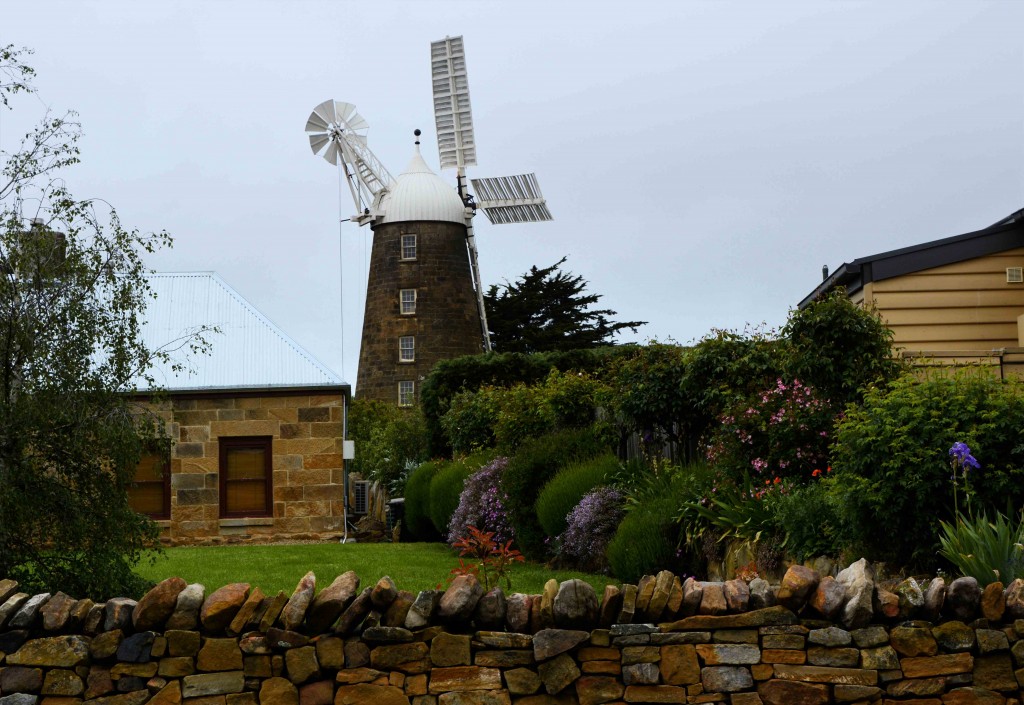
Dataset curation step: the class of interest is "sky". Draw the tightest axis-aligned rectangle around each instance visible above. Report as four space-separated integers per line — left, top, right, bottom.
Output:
3 1 1022 391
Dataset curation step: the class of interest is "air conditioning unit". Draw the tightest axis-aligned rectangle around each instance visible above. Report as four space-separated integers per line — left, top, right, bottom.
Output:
352 480 369 515
1008 267 1023 283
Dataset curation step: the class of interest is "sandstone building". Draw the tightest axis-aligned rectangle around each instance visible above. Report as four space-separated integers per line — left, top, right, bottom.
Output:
131 272 354 544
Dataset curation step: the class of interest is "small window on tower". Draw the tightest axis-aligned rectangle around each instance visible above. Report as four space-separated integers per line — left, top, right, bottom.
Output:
401 234 417 261
399 336 415 362
400 289 417 315
398 380 415 407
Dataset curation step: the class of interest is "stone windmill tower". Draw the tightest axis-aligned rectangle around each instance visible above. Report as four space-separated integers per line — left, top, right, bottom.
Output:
304 37 552 406
356 137 482 405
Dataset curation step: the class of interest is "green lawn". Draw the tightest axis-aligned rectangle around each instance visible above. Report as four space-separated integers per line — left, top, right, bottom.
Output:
135 542 617 596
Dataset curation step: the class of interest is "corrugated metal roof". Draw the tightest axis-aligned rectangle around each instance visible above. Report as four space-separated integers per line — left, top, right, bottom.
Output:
135 272 344 392
378 147 468 225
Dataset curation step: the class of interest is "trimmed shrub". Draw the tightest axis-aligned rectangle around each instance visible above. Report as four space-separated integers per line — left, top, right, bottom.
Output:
420 347 628 455
829 369 1024 568
440 369 612 455
607 492 678 583
501 426 613 559
536 453 620 538
543 370 610 429
447 456 514 545
559 486 625 573
404 461 444 541
428 451 497 537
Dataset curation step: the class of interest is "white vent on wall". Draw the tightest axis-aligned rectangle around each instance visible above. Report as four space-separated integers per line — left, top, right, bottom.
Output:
352 480 369 515
1008 267 1023 283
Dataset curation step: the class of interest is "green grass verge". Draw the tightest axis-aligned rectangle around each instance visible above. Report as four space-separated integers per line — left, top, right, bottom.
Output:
135 542 617 596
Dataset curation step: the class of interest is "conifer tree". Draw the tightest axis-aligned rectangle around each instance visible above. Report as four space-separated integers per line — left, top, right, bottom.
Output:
484 256 645 353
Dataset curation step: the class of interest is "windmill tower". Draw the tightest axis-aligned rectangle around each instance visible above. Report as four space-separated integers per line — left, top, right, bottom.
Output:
357 132 482 404
306 36 552 407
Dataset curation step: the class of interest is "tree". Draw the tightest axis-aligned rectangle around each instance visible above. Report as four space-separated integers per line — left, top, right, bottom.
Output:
346 398 428 496
783 287 906 408
484 256 645 353
0 46 206 598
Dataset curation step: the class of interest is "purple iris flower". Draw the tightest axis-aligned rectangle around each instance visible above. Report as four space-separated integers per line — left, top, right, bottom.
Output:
949 442 980 470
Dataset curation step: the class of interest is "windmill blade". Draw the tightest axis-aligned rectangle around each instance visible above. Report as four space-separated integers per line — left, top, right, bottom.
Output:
323 141 341 166
313 99 337 124
335 101 357 122
308 133 330 156
305 112 329 133
430 35 477 170
319 100 371 133
345 112 369 132
471 173 553 224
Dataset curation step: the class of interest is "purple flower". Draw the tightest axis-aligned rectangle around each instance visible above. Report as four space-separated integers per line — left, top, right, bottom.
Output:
448 457 514 545
949 442 980 470
557 486 625 573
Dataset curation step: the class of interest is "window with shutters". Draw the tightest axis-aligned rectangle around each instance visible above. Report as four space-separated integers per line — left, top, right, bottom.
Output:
128 448 170 519
219 436 273 518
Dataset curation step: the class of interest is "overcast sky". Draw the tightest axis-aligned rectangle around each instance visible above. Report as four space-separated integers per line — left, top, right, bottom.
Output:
3 1 1022 390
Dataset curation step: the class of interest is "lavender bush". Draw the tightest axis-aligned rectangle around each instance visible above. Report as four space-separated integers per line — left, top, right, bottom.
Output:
558 486 626 572
447 456 514 545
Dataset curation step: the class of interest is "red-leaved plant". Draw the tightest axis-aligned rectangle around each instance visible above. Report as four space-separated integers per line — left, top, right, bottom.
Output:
447 525 525 591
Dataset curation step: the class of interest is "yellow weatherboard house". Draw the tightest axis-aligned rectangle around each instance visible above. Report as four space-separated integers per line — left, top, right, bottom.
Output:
800 208 1024 375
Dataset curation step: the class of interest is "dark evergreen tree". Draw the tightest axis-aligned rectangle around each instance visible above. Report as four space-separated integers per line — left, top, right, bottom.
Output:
484 257 645 353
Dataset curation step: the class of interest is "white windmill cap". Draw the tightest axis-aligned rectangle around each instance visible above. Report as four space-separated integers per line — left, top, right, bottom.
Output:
378 142 467 225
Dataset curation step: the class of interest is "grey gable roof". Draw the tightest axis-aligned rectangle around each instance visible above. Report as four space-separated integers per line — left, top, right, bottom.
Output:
135 272 345 393
799 208 1024 309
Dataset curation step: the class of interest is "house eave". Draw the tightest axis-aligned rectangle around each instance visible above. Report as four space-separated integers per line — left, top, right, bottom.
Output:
131 382 351 401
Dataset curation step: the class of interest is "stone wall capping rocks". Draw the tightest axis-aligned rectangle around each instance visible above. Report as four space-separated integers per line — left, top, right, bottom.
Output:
2 559 1023 703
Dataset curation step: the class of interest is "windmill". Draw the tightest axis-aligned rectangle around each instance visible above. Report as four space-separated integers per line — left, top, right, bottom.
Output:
305 35 552 411
430 35 553 351
305 100 394 227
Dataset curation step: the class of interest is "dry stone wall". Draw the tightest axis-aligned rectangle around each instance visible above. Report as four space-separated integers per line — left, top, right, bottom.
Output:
5 560 1024 704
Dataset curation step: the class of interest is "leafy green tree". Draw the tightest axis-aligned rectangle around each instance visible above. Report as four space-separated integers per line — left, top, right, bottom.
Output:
612 343 696 457
783 287 906 408
484 256 645 353
0 46 204 598
346 398 428 496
